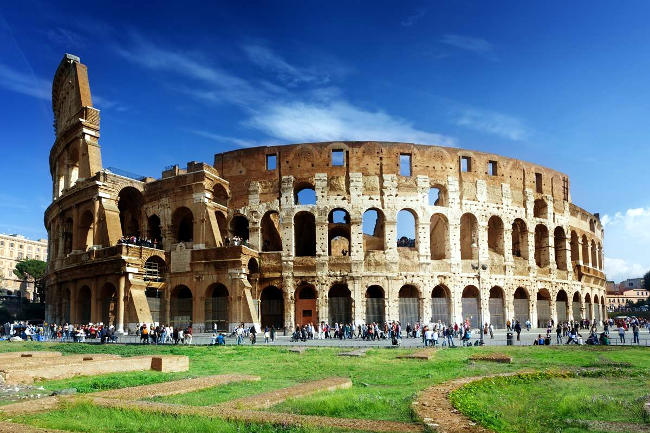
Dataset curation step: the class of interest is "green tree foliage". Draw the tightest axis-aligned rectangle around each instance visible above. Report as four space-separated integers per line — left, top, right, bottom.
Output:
644 270 650 291
13 259 47 281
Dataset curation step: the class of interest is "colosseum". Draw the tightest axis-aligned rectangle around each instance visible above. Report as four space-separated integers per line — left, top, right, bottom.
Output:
44 54 607 333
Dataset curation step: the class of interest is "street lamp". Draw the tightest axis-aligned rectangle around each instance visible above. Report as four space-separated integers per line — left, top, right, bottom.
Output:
471 238 488 345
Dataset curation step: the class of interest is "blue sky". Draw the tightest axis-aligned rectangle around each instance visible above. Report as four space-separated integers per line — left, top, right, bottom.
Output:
0 1 649 282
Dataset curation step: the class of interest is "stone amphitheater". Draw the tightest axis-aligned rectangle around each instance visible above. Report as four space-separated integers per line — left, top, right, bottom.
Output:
44 54 607 334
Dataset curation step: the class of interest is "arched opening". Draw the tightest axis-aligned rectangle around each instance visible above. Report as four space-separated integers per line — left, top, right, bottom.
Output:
294 183 316 205
230 215 249 243
593 294 601 324
570 231 579 263
295 284 317 327
488 286 505 328
172 207 194 243
396 209 417 248
147 214 162 247
213 184 229 207
487 216 504 257
215 211 228 246
77 210 94 251
511 219 528 259
100 283 117 326
118 187 144 238
399 285 420 325
143 256 166 282
534 224 550 267
556 290 568 322
365 285 385 325
598 243 603 270
581 235 590 267
205 283 228 331
329 209 351 256
430 213 449 260
261 211 282 251
590 240 598 269
554 227 567 270
76 286 91 324
533 198 547 219
585 293 593 320
362 208 385 251
63 217 73 254
145 286 162 324
248 257 259 275
428 185 447 206
170 285 193 329
536 289 551 327
513 287 530 323
328 284 352 324
589 219 595 232
260 286 284 329
62 288 71 323
601 297 606 322
462 285 480 328
460 213 478 260
572 292 581 320
294 211 316 257
431 285 450 324
67 147 79 187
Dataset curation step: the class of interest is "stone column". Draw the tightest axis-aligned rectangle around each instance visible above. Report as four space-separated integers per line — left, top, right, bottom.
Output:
530 296 537 328
550 298 557 324
116 275 126 333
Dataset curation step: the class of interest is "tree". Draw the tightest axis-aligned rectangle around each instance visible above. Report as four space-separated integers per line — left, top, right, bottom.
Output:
644 270 650 291
13 259 47 281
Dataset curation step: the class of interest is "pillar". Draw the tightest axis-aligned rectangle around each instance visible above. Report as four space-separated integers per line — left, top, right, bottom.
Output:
117 275 126 333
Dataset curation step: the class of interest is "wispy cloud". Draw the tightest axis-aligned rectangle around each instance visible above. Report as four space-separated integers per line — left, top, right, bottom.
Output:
441 34 496 59
401 8 428 27
242 44 329 86
0 63 49 100
45 27 85 49
604 257 646 283
453 107 529 141
93 94 128 112
188 129 266 148
601 207 650 282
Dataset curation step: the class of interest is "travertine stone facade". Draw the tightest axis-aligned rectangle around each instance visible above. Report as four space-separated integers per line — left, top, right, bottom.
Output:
44 54 607 333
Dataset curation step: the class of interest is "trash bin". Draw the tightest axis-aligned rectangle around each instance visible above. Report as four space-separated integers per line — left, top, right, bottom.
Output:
506 332 513 346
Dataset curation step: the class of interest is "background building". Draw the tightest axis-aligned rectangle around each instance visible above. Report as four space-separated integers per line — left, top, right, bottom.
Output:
0 233 48 299
606 277 648 311
44 54 607 332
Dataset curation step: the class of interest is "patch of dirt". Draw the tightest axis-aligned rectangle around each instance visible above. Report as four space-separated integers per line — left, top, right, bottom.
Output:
0 352 62 361
217 377 352 410
94 374 260 400
468 353 512 363
338 348 368 357
397 350 435 360
569 419 650 432
0 396 62 416
0 421 70 433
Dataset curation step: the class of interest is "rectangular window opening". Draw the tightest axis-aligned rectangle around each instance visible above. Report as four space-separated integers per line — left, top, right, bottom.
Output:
535 173 543 193
266 154 277 171
461 156 471 172
488 160 498 176
331 149 344 166
400 153 412 176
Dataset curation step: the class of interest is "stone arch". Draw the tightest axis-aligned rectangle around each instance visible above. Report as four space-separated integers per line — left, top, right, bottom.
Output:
329 208 351 256
556 289 569 322
328 283 352 324
512 218 529 259
63 217 73 254
170 285 193 328
430 213 449 260
77 210 94 251
598 242 603 270
76 285 91 324
147 214 162 246
362 208 385 251
589 219 595 232
593 294 601 324
99 283 117 326
533 198 547 218
294 182 316 205
462 285 481 328
488 286 505 328
534 224 550 267
554 227 567 270
365 285 385 325
585 292 593 320
172 207 194 243
261 211 282 252
572 291 582 320
536 288 551 327
570 231 579 263
118 187 144 237
294 211 316 256
205 283 228 331
487 216 505 257
428 184 448 206
215 211 227 246
590 240 598 269
144 256 166 281
513 287 530 323
213 183 229 207
396 209 417 248
398 285 420 325
295 284 317 327
260 285 284 329
460 213 478 260
67 146 80 187
581 234 590 267
230 215 249 243
430 285 451 324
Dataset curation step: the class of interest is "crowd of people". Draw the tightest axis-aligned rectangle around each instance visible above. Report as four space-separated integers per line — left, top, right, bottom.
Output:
117 236 161 249
1 321 119 343
135 323 194 344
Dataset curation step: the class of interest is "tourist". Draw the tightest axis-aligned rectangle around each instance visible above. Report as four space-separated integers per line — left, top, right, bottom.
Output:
632 323 639 344
514 321 522 341
236 324 244 345
525 319 531 332
618 325 626 343
264 326 270 344
556 324 562 344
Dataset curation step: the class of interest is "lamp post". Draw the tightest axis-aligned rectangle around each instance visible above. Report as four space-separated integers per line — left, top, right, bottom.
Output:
471 238 487 345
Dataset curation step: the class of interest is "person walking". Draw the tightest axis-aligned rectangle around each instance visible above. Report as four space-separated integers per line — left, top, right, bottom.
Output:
514 321 522 341
632 323 639 344
618 324 626 344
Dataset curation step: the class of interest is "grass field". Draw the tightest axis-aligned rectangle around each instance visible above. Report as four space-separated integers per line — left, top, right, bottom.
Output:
0 342 648 432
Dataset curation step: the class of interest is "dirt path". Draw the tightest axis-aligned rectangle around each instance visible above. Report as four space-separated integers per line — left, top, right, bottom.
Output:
216 377 351 410
0 421 71 433
94 374 260 400
396 350 435 360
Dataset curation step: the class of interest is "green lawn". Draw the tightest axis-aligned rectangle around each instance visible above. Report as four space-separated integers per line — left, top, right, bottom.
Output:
0 342 648 433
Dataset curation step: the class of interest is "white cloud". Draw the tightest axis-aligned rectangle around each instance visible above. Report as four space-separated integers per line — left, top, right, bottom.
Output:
453 107 529 141
441 34 495 59
247 100 456 146
243 44 329 86
601 206 650 282
188 129 265 148
0 64 50 100
401 8 428 27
